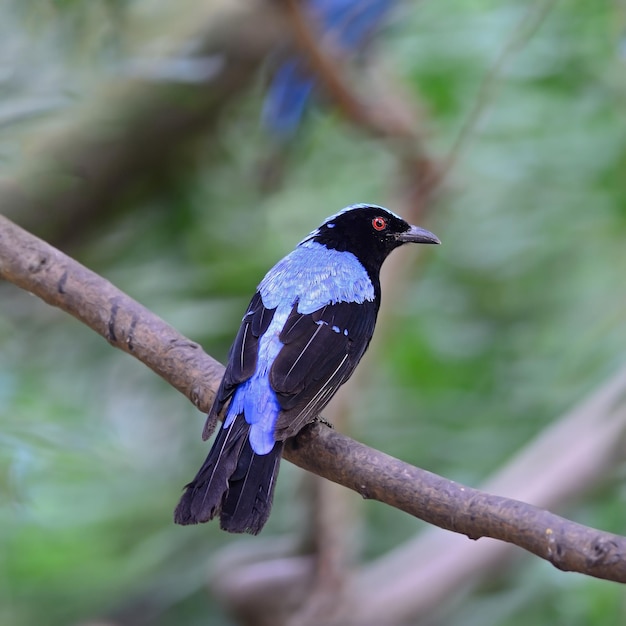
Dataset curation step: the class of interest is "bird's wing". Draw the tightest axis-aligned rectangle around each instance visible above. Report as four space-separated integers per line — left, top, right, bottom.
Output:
271 299 378 439
202 292 276 440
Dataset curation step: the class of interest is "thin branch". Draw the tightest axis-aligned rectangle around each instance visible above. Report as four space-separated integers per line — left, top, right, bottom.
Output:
1 213 626 585
443 0 559 174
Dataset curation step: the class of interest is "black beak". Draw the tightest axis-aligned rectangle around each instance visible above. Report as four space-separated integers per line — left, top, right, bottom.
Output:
395 225 441 245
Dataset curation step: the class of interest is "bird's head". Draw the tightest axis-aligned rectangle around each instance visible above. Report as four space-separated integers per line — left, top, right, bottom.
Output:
302 203 440 275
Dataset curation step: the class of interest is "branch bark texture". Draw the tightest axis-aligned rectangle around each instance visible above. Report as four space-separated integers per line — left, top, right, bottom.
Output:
0 214 222 413
1 213 626 584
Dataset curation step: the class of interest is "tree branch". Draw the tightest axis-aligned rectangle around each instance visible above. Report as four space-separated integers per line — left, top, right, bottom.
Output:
0 214 222 413
344 365 626 623
1 212 626 584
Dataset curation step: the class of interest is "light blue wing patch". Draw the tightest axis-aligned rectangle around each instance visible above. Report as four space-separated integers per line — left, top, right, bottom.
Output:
245 376 282 454
258 241 374 314
224 376 282 455
224 305 291 455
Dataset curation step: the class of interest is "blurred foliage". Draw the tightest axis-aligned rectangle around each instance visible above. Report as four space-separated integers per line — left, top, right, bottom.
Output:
1 0 626 624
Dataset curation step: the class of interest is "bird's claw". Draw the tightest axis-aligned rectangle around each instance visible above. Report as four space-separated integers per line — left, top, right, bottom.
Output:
315 416 334 429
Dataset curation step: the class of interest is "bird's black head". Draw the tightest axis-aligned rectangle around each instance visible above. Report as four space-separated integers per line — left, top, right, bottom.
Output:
304 204 440 278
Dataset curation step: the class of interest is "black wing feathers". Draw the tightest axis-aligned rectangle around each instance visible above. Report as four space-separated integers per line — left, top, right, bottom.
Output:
220 439 284 534
272 299 378 438
202 292 276 440
175 415 248 525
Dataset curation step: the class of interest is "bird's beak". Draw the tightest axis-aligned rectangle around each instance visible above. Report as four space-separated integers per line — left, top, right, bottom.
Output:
395 225 441 245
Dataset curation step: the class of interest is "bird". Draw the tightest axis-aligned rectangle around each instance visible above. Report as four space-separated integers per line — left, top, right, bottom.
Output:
174 203 440 534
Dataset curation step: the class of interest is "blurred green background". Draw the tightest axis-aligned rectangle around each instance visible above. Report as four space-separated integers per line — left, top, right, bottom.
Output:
1 0 626 624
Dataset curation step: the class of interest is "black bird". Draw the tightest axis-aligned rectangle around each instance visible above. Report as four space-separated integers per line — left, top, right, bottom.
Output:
174 204 440 534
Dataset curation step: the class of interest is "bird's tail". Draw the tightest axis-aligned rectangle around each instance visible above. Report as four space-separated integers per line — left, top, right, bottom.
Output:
174 414 283 535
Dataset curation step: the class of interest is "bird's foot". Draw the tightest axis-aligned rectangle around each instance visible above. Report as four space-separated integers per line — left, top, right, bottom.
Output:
315 416 334 429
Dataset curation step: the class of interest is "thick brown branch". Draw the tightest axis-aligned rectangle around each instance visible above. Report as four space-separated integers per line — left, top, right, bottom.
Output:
1 213 626 584
0 214 222 413
287 424 626 582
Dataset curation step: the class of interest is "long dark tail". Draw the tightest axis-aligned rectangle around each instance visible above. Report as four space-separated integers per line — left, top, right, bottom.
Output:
174 414 283 535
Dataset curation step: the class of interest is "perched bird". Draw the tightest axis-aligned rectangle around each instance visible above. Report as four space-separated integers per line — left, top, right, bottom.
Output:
174 204 440 534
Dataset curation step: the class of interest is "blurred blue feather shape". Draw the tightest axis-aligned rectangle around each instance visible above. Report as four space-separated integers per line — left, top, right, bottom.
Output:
263 0 397 137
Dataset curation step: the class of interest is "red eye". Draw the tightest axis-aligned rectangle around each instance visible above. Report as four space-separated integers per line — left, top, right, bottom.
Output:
372 216 387 231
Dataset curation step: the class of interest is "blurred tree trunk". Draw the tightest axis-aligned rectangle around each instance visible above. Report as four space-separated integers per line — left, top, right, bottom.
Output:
1 0 286 247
